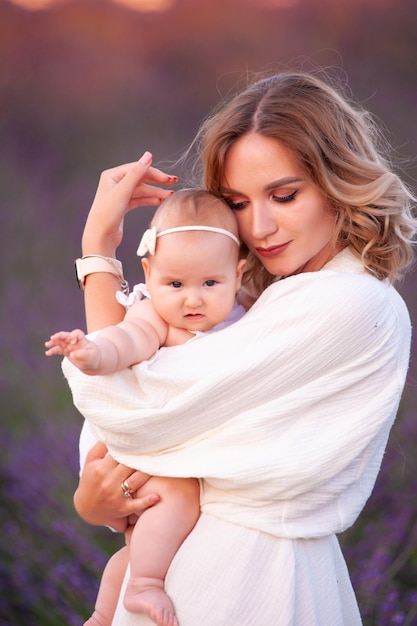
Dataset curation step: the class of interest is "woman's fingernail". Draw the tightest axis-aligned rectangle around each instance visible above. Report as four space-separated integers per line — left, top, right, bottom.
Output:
159 191 175 202
168 175 178 182
139 151 152 165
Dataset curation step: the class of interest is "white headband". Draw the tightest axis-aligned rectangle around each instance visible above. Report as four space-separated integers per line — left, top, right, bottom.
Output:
137 225 240 257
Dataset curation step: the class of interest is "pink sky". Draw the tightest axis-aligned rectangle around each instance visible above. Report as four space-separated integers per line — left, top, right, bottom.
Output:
8 0 175 11
6 0 399 11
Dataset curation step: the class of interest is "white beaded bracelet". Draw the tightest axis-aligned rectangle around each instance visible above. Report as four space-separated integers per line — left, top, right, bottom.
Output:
75 255 129 295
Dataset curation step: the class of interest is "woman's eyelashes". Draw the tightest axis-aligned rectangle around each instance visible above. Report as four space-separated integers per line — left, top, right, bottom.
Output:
225 200 248 211
272 190 298 203
224 189 298 210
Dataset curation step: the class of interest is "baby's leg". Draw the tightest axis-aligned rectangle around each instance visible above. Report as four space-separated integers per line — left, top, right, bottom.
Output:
124 476 200 626
84 545 129 626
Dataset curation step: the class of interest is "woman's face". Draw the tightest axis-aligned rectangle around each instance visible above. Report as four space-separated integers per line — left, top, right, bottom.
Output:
221 133 337 277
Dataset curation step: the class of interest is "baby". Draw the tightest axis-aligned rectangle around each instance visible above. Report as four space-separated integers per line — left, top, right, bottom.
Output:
46 189 246 626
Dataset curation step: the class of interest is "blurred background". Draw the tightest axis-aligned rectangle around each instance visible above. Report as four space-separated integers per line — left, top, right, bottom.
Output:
0 0 416 624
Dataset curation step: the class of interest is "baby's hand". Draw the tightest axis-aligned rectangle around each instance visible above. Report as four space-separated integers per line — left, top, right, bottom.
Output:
45 329 87 356
45 329 101 372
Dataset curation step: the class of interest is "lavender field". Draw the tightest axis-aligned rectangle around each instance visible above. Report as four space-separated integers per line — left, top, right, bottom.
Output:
1 0 416 623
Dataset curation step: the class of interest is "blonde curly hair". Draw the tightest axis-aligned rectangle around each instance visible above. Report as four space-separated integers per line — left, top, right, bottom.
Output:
192 71 416 292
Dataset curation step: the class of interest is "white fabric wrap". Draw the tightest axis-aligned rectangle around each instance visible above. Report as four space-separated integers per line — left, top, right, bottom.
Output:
64 249 411 541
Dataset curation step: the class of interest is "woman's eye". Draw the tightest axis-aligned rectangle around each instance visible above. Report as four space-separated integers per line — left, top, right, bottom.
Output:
170 281 182 288
273 190 297 203
224 199 247 211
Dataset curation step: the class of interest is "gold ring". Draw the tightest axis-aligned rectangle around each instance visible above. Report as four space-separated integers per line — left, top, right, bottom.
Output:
121 480 133 497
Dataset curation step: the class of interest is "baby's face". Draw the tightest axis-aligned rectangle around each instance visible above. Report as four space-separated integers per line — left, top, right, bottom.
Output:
142 231 245 333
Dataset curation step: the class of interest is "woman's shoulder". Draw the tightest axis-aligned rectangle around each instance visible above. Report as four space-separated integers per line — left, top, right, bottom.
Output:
321 246 365 274
253 248 410 334
266 248 400 299
318 248 409 324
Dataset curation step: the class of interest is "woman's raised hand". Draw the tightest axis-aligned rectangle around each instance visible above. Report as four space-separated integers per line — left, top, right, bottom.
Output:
80 152 177 331
82 152 177 257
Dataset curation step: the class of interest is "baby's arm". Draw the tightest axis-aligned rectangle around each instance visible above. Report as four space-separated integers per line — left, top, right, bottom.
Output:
46 298 169 375
90 298 168 374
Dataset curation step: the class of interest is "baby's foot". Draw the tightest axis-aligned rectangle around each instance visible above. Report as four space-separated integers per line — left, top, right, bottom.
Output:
84 609 111 626
124 576 178 626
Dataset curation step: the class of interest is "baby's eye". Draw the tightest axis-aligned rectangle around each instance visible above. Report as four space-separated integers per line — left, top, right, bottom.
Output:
204 280 217 287
170 281 183 288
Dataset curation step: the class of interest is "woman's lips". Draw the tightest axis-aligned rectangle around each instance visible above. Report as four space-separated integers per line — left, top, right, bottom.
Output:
255 241 291 258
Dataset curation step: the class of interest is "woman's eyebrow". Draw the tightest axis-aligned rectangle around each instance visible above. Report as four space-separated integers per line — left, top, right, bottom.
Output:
264 177 303 191
220 177 303 195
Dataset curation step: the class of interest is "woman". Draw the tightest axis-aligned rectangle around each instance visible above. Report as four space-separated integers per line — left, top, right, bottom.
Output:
70 72 416 625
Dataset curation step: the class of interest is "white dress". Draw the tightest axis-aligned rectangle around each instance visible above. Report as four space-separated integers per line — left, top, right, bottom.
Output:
66 248 412 626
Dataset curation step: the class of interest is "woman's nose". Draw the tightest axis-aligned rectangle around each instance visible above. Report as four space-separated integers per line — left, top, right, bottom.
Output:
251 202 278 240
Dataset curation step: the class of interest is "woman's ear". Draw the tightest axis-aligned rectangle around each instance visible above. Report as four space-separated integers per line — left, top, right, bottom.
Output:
141 257 150 283
236 258 247 290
